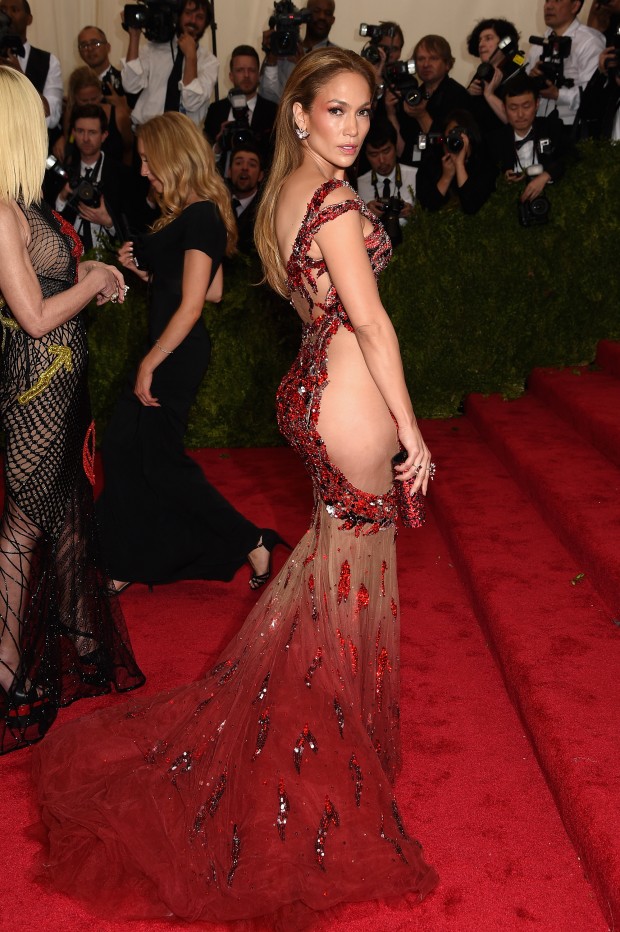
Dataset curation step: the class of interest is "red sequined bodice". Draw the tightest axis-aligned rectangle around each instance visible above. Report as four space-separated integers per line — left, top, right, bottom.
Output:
277 180 423 534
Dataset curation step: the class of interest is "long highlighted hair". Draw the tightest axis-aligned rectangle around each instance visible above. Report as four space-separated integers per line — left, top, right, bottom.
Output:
254 48 375 297
0 65 47 207
138 112 237 256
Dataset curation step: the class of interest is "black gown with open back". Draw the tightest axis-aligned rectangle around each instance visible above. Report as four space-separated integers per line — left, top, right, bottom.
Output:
95 200 261 585
33 181 438 925
0 201 144 756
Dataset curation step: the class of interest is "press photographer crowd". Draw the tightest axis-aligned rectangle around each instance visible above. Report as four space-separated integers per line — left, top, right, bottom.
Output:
1 0 619 251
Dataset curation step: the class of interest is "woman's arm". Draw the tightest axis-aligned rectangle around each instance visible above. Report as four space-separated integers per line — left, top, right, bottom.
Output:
205 264 223 303
314 202 431 494
133 249 213 407
0 202 125 338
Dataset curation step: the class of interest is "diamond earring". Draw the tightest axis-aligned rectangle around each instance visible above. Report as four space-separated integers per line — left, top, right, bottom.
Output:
295 126 309 140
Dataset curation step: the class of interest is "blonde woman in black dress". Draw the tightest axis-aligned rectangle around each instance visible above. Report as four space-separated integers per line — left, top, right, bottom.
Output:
96 112 282 591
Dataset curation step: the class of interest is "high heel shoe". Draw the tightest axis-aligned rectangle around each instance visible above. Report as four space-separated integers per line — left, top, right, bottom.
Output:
3 669 54 741
248 529 291 590
106 580 133 595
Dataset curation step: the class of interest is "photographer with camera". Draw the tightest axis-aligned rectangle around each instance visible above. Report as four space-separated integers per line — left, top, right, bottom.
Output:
356 120 415 246
50 104 131 252
466 19 523 133
416 109 496 215
259 0 336 104
576 34 620 138
489 74 570 224
525 0 605 130
0 0 63 137
121 0 218 127
205 45 277 170
588 0 620 43
395 35 473 166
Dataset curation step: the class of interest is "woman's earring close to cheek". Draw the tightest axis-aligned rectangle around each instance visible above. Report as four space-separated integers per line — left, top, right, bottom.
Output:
295 126 310 140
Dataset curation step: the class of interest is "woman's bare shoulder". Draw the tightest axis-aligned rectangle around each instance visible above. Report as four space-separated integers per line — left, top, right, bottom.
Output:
0 199 30 246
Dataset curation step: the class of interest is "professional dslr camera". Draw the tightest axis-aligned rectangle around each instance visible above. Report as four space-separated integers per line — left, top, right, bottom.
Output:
267 1 311 57
377 194 404 247
471 35 527 87
384 59 423 107
0 9 25 57
418 126 468 153
529 33 574 90
517 166 550 227
220 87 255 151
45 156 103 209
359 22 395 67
123 0 178 44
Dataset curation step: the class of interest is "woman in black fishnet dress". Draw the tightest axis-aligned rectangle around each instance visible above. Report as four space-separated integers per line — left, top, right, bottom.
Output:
0 66 144 756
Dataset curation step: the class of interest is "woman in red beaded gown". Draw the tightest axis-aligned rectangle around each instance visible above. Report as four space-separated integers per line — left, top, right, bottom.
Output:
33 48 438 925
0 67 144 757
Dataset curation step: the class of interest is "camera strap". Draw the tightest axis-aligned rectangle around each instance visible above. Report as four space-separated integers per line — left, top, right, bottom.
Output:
371 163 402 200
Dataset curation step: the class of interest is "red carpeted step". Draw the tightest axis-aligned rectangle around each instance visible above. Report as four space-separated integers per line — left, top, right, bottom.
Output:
423 417 620 931
466 392 620 614
528 365 620 469
0 448 607 932
596 339 620 379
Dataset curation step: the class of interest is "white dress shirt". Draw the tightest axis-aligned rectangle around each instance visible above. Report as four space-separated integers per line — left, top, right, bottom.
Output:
122 37 218 126
526 19 605 125
18 41 63 129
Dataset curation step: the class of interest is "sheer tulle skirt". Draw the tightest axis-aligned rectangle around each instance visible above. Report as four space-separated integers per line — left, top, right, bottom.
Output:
33 501 437 924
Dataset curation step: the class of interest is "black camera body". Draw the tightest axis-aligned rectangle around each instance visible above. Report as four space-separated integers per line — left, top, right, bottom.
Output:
418 127 467 153
472 36 527 87
378 195 403 247
385 59 423 107
359 22 395 67
530 33 574 90
0 9 25 57
221 87 255 151
123 0 178 44
44 156 102 209
268 1 312 57
518 194 550 226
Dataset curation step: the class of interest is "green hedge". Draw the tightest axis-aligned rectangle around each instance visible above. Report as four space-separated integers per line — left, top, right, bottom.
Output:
86 140 620 446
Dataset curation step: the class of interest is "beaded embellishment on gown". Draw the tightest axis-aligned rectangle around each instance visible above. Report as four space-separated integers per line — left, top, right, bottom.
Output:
0 202 144 755
32 181 437 925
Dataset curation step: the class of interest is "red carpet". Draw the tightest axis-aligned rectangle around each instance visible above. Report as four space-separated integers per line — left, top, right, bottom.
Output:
2 345 619 930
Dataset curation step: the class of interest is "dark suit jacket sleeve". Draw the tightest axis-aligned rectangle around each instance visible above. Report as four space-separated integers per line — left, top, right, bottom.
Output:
455 153 496 214
415 153 450 211
204 99 228 145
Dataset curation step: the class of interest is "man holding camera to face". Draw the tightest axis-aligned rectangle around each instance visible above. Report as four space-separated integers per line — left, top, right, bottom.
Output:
577 32 620 138
525 0 604 129
259 0 336 104
121 0 218 127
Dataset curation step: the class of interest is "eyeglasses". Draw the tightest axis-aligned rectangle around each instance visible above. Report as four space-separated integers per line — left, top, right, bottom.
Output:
78 40 106 50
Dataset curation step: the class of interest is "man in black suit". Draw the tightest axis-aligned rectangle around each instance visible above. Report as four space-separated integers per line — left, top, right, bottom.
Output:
489 75 570 204
205 45 277 169
0 0 63 139
395 35 474 165
227 143 265 253
48 105 134 251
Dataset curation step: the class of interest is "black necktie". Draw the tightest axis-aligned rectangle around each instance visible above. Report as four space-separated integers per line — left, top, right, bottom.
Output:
232 197 242 217
515 131 535 150
80 167 94 251
382 178 391 200
164 47 184 112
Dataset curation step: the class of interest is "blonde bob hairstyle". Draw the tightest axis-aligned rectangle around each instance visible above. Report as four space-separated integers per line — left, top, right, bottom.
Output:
255 48 375 297
137 112 237 256
0 65 47 207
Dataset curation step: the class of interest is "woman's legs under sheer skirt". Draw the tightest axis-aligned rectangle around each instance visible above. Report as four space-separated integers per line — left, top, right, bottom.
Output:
33 504 437 922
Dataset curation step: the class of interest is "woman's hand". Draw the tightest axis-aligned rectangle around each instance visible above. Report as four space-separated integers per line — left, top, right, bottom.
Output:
394 423 433 495
118 240 149 282
134 357 160 407
483 66 503 98
83 262 126 306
